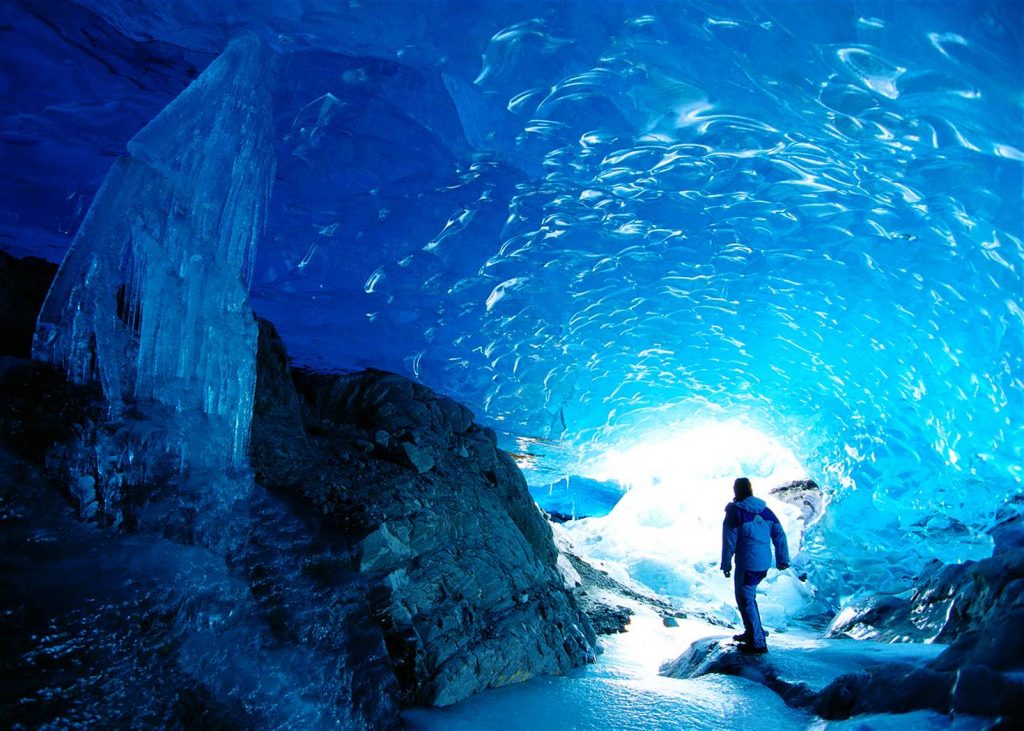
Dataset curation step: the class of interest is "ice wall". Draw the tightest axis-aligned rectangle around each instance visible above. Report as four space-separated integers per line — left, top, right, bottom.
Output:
33 34 276 472
4 0 1021 595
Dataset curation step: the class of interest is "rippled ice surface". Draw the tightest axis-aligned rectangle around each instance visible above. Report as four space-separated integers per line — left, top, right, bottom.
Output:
3 0 1021 597
404 613 989 731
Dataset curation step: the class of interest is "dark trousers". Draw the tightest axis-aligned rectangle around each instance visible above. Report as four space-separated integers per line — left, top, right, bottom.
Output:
734 567 769 647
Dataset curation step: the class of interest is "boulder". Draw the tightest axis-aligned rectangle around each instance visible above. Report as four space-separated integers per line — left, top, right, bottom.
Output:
813 663 954 720
950 663 1024 717
660 638 817 709
823 547 1024 645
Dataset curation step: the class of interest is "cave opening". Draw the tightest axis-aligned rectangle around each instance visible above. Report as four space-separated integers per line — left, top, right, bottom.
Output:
556 419 824 627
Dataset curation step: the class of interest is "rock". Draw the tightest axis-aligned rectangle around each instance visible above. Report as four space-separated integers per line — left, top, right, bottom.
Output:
361 524 413 573
660 638 817 710
252 318 305 431
435 395 474 434
0 357 101 466
661 637 732 679
931 607 1024 673
400 442 434 474
587 603 633 634
0 250 58 359
816 663 955 719
253 354 597 709
950 663 1024 719
770 479 824 526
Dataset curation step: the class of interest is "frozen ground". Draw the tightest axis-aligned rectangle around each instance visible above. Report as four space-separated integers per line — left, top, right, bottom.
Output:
403 611 995 731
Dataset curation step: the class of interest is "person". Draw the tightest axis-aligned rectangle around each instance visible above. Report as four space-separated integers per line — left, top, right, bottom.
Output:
721 477 790 654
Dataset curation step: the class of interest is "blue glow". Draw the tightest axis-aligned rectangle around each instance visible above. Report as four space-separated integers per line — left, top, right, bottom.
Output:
2 0 1021 615
558 421 813 624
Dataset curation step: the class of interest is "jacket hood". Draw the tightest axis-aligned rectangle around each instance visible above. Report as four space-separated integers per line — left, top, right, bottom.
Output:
735 496 767 513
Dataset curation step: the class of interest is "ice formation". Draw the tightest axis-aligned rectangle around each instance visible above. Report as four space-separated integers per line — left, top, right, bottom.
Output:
1 0 1023 728
32 34 276 472
0 0 1015 601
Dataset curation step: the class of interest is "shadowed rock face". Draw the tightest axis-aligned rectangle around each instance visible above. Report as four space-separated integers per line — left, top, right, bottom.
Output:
825 546 1024 646
251 320 597 707
0 251 57 359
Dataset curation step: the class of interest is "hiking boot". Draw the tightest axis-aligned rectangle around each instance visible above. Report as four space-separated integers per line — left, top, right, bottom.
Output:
732 630 769 643
738 643 768 655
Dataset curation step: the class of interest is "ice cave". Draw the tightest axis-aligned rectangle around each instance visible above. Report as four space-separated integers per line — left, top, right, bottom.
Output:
0 0 1021 729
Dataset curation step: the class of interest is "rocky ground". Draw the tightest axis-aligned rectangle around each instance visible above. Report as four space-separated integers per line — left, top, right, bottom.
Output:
1 251 597 728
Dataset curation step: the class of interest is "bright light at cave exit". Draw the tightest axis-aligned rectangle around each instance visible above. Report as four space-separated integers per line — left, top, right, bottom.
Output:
564 420 814 616
592 420 809 494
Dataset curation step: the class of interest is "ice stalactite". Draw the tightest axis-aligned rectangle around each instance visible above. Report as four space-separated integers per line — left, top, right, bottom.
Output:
33 34 276 474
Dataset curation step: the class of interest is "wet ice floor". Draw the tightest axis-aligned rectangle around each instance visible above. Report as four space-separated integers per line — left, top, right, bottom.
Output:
403 611 994 731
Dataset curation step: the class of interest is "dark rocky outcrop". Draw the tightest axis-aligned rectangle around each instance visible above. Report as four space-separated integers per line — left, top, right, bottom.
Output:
250 320 597 708
812 626 1024 721
0 250 58 358
663 634 1023 724
812 662 955 719
1 253 596 727
660 638 818 709
825 546 1024 645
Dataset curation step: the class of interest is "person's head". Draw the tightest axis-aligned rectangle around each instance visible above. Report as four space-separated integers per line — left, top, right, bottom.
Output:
733 477 753 501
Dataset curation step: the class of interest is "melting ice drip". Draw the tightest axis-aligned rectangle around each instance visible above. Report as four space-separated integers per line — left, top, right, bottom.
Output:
33 35 276 473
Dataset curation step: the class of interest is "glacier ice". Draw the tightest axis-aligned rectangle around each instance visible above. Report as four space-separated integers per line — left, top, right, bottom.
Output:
32 34 276 473
1 0 1022 727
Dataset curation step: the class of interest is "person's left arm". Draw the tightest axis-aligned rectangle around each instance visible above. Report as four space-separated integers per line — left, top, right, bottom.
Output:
721 504 739 577
765 508 790 569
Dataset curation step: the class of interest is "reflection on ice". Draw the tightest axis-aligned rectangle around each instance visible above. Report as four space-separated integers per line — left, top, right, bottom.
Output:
404 614 810 731
405 613 992 731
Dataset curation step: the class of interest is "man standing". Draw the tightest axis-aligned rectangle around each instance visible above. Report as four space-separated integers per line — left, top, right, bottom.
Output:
721 477 790 654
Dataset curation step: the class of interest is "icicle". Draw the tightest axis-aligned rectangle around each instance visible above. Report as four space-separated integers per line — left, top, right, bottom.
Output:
33 33 276 474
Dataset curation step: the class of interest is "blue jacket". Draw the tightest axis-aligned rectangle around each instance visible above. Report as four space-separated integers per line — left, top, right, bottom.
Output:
721 496 790 572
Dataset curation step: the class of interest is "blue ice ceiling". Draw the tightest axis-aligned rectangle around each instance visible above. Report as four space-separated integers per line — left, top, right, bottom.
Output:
2 1 1022 567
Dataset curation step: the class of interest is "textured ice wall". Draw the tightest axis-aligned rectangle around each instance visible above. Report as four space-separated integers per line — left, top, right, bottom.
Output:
32 34 275 471
4 1 1022 588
